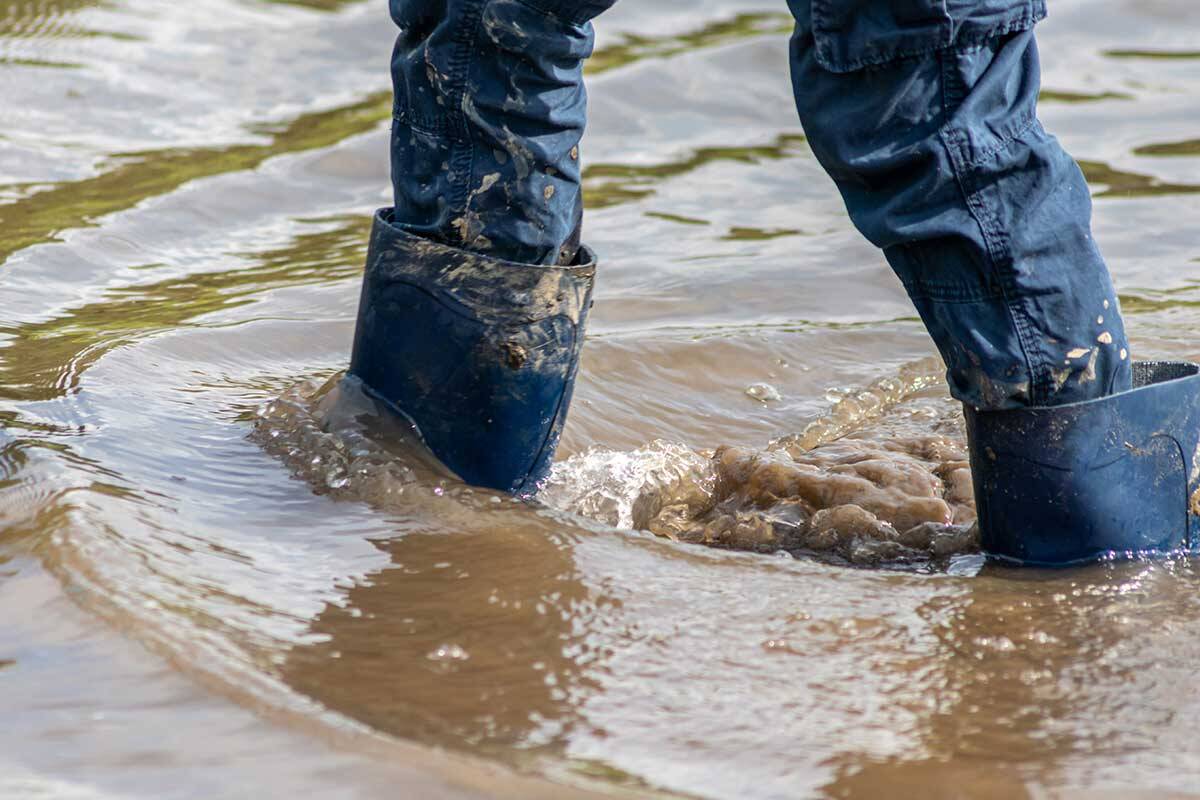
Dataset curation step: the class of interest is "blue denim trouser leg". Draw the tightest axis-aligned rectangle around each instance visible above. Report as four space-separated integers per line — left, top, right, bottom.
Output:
387 0 616 266
786 0 1132 409
386 0 1132 410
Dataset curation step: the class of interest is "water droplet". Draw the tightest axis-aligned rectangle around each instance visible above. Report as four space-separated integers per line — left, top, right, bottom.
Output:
745 383 782 403
427 643 469 663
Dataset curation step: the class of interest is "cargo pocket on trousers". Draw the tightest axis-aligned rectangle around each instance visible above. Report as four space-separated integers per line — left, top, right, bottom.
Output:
810 0 1046 73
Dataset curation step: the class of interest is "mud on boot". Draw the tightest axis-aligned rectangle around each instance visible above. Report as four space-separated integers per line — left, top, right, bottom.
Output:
348 208 596 495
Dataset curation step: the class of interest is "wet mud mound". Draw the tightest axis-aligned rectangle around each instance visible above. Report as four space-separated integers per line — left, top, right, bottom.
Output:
544 360 978 567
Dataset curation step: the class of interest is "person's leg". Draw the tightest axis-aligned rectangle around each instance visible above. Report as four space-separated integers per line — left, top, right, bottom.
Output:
349 0 616 494
786 0 1131 410
388 0 616 266
783 2 1167 564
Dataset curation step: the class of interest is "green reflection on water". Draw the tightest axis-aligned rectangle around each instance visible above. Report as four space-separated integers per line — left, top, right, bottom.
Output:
587 11 792 75
1104 49 1200 60
584 133 809 209
644 211 711 226
1078 160 1200 198
1040 89 1132 104
1133 139 1200 157
0 92 390 266
721 226 803 241
0 0 363 42
0 0 98 38
1118 283 1200 314
0 56 79 68
0 0 141 42
0 215 370 402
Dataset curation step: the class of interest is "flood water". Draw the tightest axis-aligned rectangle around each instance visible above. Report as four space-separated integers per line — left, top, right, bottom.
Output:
3 0 1200 797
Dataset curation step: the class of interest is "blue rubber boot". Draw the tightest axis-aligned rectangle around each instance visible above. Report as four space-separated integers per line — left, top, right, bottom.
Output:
965 361 1200 566
348 208 596 495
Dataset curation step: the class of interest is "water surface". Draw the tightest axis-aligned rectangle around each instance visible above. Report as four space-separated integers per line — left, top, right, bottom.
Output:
2 0 1200 797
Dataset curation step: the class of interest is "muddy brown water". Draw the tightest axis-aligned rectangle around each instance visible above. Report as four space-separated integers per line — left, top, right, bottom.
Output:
4 0 1200 797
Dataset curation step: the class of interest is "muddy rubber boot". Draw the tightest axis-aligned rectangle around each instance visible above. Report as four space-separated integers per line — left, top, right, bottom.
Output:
347 208 596 495
965 361 1200 565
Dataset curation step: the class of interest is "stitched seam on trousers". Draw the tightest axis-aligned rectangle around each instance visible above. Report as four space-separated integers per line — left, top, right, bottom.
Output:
896 244 1004 302
971 109 1039 166
443 0 487 247
446 1 483 144
906 293 1008 305
947 128 1049 403
514 0 596 26
814 7 1045 73
394 108 447 134
900 280 1006 302
937 52 1041 404
940 41 965 121
810 0 949 71
986 122 1054 402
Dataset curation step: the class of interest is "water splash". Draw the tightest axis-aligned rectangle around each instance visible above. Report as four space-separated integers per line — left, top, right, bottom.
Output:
541 357 978 567
251 373 454 508
538 439 716 530
252 357 978 571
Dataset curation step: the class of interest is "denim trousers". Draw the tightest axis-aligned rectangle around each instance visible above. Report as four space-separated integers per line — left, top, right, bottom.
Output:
385 0 1132 410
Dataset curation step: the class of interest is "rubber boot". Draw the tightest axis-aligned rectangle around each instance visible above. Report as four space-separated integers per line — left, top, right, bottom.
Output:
965 361 1200 566
348 208 596 495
